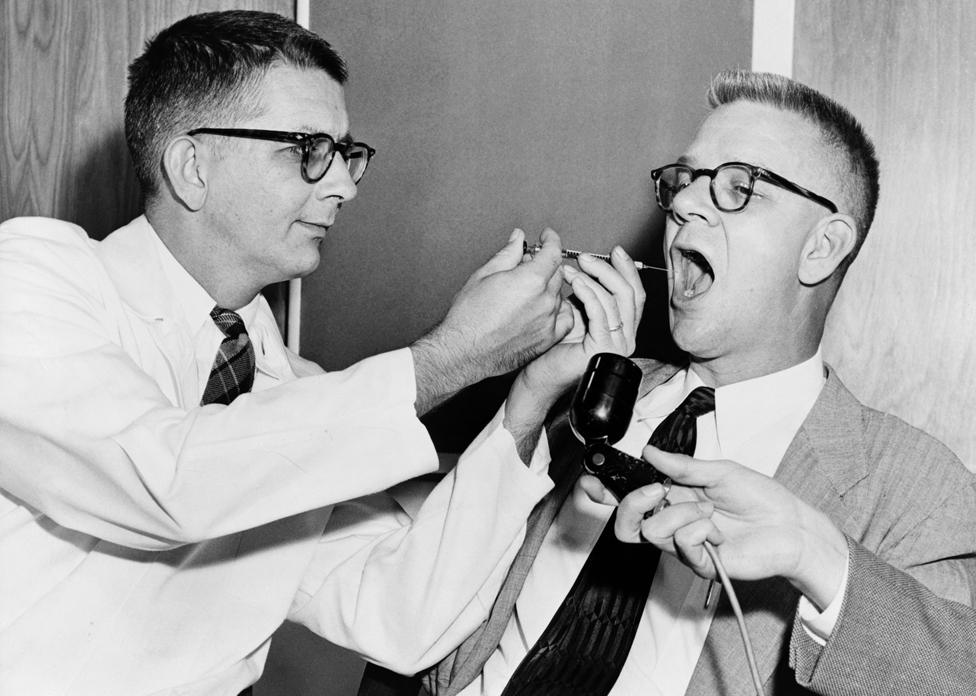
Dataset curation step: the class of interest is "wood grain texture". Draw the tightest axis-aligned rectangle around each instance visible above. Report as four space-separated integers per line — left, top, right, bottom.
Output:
795 0 976 469
0 0 293 239
2 4 304 691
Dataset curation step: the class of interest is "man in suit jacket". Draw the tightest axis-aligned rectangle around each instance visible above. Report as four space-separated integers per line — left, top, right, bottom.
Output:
418 70 976 695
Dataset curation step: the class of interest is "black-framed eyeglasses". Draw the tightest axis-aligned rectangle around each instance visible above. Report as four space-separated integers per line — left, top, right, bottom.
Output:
650 161 838 215
186 128 376 184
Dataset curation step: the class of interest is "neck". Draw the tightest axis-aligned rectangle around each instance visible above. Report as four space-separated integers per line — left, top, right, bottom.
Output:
147 208 261 310
689 349 818 388
689 290 832 387
689 329 823 388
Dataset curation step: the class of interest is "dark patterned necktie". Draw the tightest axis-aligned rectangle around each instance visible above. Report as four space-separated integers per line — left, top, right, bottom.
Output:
200 306 256 406
501 386 716 696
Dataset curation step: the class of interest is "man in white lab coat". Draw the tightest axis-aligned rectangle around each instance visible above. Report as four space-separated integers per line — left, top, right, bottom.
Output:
0 9 646 696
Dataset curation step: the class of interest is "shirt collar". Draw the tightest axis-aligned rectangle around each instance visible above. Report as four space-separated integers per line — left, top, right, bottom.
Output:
712 349 826 472
634 349 826 474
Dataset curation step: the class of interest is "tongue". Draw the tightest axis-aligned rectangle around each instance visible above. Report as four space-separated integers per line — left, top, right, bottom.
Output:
681 254 714 298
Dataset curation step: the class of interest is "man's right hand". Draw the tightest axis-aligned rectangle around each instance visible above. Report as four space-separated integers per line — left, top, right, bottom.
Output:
504 242 645 463
594 447 849 612
411 228 572 415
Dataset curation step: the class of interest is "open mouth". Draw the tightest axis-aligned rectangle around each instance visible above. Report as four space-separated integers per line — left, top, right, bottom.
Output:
677 248 714 299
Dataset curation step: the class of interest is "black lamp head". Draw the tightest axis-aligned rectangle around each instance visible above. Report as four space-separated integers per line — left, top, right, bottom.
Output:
569 353 643 445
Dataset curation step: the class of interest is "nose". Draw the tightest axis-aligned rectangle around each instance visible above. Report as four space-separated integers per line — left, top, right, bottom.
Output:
669 174 719 227
313 157 358 203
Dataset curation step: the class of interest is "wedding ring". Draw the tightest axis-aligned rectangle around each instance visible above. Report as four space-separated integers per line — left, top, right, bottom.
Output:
642 478 672 519
608 323 624 332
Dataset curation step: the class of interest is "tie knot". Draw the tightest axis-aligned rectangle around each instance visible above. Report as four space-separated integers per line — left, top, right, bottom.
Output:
677 386 716 418
210 306 247 340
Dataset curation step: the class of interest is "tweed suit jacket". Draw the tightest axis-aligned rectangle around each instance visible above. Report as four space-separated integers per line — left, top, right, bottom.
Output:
422 359 976 696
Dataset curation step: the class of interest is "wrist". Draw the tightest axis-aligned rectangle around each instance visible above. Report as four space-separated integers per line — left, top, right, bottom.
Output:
504 372 558 466
506 370 559 424
789 507 849 611
410 326 485 415
515 363 575 413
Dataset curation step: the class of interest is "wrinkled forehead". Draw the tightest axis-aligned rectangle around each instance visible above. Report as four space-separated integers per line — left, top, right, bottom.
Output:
683 101 832 192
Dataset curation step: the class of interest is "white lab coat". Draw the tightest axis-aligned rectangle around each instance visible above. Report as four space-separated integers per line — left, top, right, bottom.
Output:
0 216 552 696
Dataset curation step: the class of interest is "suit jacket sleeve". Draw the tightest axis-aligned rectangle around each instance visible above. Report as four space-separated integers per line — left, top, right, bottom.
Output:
790 446 976 694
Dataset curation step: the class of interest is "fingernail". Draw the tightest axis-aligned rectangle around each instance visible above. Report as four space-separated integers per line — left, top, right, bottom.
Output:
563 265 579 278
509 228 522 242
613 246 629 259
697 501 714 515
640 483 663 499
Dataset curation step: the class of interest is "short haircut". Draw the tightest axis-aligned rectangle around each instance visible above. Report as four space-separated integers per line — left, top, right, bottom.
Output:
125 10 347 200
707 70 880 269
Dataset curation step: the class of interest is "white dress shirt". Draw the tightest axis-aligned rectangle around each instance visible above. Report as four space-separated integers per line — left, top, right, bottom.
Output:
462 352 839 695
0 216 553 696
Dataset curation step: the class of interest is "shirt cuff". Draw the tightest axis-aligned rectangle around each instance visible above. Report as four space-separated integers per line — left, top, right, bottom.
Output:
797 549 850 645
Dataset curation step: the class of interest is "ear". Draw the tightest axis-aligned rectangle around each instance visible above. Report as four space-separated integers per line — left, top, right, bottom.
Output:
798 213 858 285
161 135 209 211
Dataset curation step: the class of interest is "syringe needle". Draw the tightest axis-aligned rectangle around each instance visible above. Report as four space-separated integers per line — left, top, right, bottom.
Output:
523 242 670 274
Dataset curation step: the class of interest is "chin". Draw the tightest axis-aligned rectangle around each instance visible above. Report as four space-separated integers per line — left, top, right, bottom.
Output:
290 249 323 278
670 319 720 360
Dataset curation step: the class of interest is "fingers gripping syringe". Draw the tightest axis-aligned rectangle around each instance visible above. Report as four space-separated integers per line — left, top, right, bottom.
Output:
523 242 670 273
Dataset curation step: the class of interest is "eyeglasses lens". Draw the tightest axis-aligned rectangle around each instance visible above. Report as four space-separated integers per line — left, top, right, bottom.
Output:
654 164 756 213
712 165 753 212
342 145 370 183
305 137 336 181
656 166 690 211
306 138 370 183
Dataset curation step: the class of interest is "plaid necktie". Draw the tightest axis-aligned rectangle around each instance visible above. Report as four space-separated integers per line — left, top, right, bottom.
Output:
201 306 256 406
502 386 716 696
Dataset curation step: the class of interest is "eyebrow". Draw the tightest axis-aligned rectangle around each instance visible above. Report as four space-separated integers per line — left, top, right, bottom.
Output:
296 124 354 144
674 155 778 173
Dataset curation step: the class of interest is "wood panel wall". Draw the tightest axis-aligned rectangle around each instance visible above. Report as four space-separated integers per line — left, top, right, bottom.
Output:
794 0 976 469
1 3 316 695
0 0 293 238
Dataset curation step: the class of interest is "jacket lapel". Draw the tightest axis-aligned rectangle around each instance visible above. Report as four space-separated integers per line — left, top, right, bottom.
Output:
775 367 869 516
688 577 799 696
687 367 869 695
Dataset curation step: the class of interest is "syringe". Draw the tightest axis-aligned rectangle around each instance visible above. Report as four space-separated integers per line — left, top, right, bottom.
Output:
523 242 670 273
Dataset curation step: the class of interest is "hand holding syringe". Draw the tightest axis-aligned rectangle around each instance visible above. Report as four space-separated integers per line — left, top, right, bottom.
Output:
523 242 670 274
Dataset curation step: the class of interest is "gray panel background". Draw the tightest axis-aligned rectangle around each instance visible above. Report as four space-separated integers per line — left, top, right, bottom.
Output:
257 2 752 694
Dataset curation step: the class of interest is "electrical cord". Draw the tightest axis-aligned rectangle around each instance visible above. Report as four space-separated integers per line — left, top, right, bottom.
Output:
703 540 764 696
